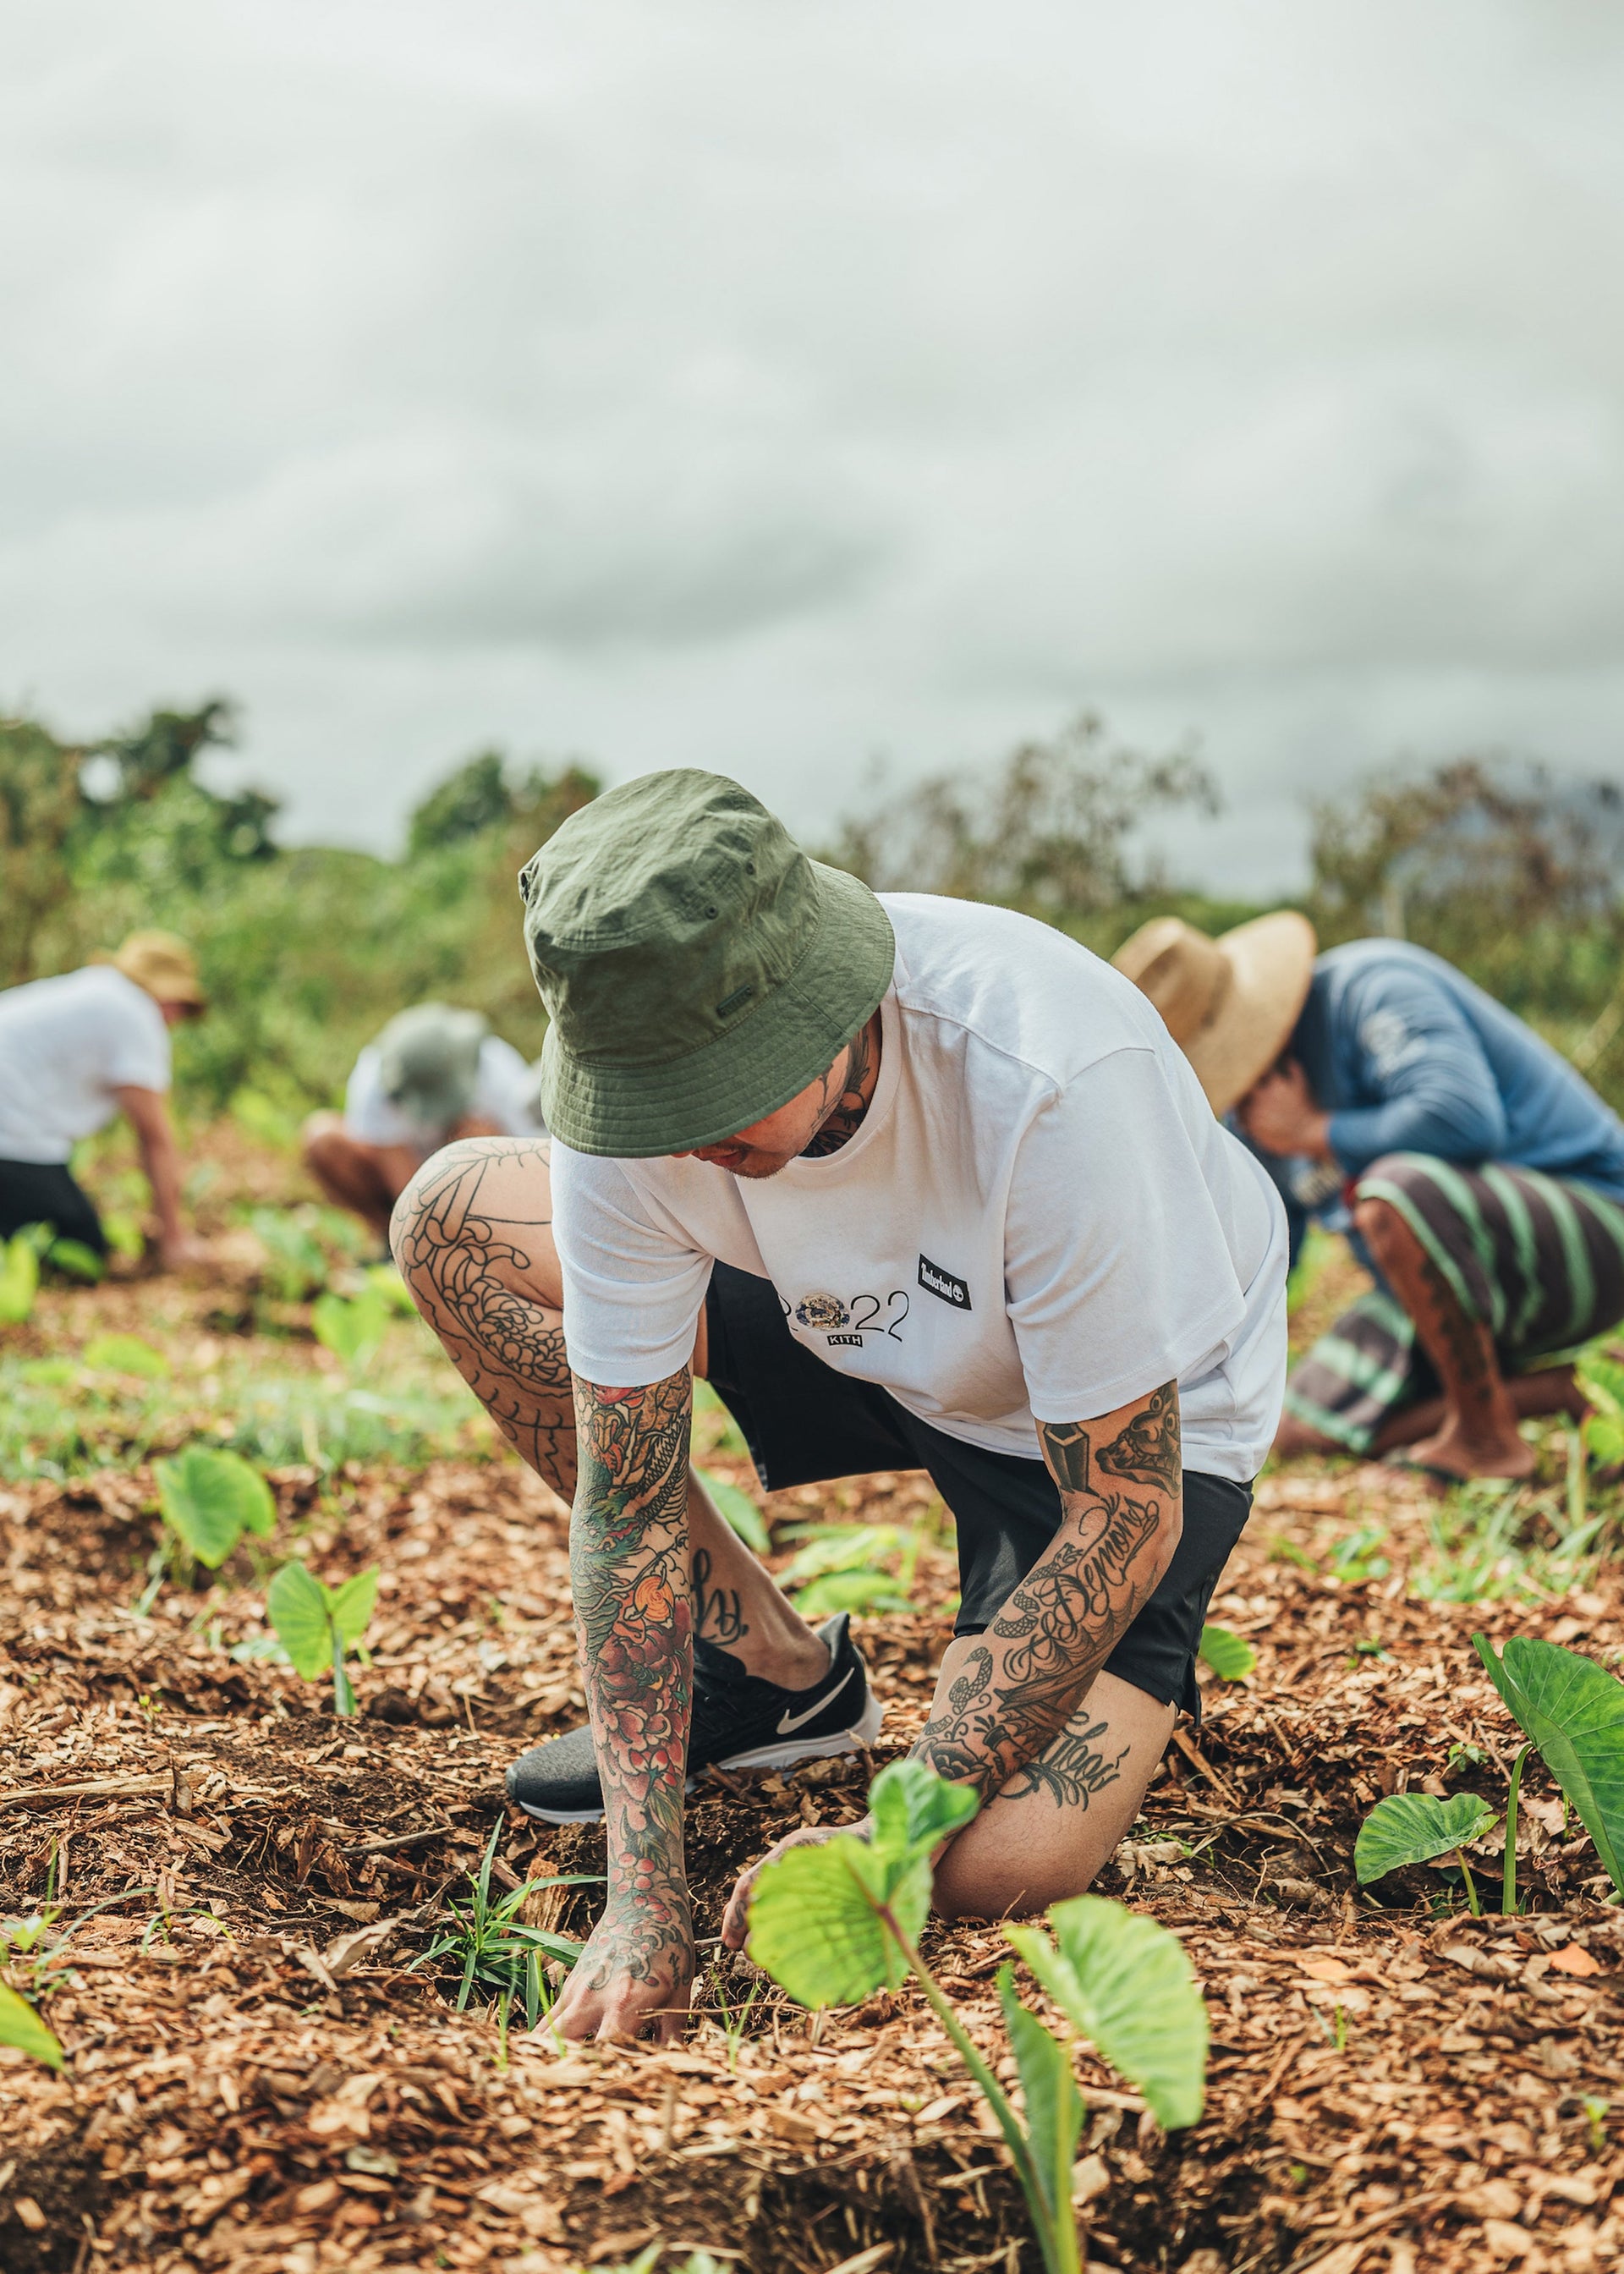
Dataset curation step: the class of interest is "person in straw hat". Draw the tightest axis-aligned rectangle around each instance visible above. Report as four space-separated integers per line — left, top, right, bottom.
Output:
301 1002 546 1244
390 769 1289 2043
0 931 208 1271
1113 915 1624 1483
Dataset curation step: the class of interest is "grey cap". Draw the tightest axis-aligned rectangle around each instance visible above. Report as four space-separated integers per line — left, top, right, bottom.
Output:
375 1003 488 1129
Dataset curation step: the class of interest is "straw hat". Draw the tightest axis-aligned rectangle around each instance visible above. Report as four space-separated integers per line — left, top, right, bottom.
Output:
1111 910 1316 1117
105 931 206 1011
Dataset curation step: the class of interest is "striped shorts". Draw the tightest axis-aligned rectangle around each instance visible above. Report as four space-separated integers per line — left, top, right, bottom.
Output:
1283 1153 1624 1454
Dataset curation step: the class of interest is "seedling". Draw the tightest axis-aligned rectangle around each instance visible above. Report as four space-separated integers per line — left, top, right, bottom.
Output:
694 1464 771 1556
1198 1623 1257 1681
749 1760 1207 2274
311 1287 389 1374
267 1559 380 1715
777 1519 925 1617
408 1822 591 2025
0 1980 61 2069
83 1332 168 1378
140 1443 277 1611
246 1206 332 1302
1473 1634 1624 1900
1355 1791 1501 1915
0 1223 47 1326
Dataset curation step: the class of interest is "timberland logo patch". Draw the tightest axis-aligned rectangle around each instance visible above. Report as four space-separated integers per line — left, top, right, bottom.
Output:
918 1254 971 1310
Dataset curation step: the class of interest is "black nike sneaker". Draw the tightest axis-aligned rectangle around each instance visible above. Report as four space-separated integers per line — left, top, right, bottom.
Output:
505 1611 883 1825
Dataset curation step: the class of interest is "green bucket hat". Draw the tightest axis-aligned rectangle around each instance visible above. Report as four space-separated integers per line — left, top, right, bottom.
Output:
375 1002 488 1129
520 770 895 1158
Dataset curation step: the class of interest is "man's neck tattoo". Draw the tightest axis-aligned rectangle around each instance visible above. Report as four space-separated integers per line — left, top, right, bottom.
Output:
801 1013 881 1157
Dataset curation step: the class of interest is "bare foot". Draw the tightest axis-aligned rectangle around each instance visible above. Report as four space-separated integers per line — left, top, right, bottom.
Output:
1404 1425 1536 1484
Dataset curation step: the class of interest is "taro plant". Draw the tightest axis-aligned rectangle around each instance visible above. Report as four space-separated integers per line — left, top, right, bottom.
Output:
1355 1791 1501 1916
140 1443 277 1611
0 1223 46 1326
0 1979 62 2069
748 1760 1207 2274
408 1821 590 2028
267 1559 379 1716
1473 1634 1624 1901
311 1285 390 1375
1197 1623 1257 1681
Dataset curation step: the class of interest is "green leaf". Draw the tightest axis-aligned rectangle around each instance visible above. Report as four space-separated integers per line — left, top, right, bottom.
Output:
46 1237 105 1283
1007 1895 1209 2131
793 1568 915 1618
155 1445 277 1565
748 1833 913 2007
694 1465 771 1555
1584 1414 1624 1468
1577 1348 1624 1421
326 1566 379 1649
1354 1791 1501 1883
868 1757 979 1891
19 1358 77 1387
364 1263 420 1317
1473 1634 1624 1897
1198 1623 1258 1681
996 1964 1083 2234
0 1233 41 1325
83 1332 169 1379
780 1525 903 1585
102 1211 145 1260
312 1288 389 1372
0 1980 63 2069
267 1560 334 1679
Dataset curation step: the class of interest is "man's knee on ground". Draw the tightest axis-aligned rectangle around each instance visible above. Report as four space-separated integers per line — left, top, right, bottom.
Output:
928 1834 1101 1923
1351 1186 1413 1267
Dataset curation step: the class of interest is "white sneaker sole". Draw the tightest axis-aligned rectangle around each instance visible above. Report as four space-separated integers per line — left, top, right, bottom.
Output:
514 1693 886 1826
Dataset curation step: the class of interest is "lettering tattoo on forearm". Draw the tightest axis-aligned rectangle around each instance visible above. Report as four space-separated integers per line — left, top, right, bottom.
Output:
1001 1716 1131 1810
911 1381 1180 1806
390 1141 577 1492
568 1370 694 1993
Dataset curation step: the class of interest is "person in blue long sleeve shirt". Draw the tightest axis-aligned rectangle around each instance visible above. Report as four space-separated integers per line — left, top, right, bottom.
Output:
1116 923 1624 1482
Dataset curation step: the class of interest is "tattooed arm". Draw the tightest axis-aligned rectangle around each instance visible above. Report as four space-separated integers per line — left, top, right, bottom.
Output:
549 1366 696 2044
910 1381 1182 1806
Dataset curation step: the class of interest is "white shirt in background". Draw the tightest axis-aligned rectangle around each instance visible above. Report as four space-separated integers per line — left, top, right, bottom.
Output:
343 1034 544 1156
553 894 1289 1485
0 966 172 1166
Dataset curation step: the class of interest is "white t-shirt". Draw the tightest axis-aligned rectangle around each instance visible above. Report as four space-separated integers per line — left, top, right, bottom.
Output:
553 894 1289 1483
343 1034 543 1155
0 966 172 1165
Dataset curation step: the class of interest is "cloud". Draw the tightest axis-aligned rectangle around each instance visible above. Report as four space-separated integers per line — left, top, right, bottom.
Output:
3 0 1624 887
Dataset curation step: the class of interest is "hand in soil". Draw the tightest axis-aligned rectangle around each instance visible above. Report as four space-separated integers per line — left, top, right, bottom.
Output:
547 1897 695 2044
722 1819 858 1951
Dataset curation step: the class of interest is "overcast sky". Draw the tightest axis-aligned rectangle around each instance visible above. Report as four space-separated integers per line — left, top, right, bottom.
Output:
5 0 1624 893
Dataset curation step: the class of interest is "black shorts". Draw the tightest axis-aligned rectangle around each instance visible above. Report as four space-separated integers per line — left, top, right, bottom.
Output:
0 1160 107 1254
705 1262 1253 1718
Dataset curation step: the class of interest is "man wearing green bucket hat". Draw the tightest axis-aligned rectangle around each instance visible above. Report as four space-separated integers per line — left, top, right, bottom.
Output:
393 770 1289 2042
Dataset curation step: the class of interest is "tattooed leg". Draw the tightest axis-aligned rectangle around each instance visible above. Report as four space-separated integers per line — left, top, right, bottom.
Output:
392 1137 826 1681
1353 1195 1533 1480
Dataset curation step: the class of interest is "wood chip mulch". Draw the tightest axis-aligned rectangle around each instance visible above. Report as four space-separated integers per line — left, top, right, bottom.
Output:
3 1448 1623 2274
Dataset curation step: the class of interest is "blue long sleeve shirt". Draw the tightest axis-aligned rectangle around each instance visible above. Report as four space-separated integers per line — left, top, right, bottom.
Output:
1288 941 1624 1202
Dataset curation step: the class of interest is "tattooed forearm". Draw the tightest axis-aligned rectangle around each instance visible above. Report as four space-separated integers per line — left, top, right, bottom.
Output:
1000 1716 1130 1809
568 1369 694 1993
391 1139 578 1492
912 1381 1180 1805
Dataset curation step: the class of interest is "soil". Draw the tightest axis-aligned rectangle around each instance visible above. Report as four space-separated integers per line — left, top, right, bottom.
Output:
3 1168 1623 2273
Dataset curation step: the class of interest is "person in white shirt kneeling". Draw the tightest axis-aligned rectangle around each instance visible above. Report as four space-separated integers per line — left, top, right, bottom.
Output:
302 1003 544 1244
389 772 1292 2045
0 930 208 1272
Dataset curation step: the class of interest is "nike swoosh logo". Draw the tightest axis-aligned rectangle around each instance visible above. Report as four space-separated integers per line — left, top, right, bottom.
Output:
776 1665 856 1735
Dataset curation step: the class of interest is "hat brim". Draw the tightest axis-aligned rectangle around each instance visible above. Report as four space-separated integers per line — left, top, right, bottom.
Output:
1180 911 1317 1118
536 862 896 1158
